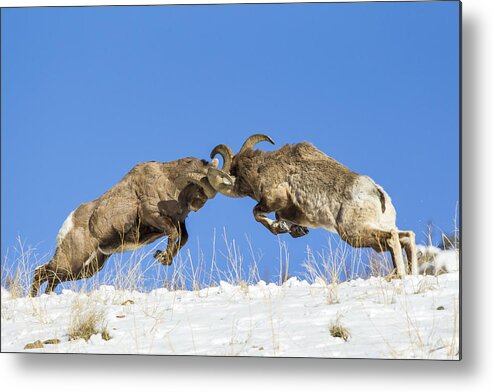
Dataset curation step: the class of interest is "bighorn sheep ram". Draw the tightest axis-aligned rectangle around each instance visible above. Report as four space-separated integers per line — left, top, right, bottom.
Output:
205 134 418 277
30 158 218 296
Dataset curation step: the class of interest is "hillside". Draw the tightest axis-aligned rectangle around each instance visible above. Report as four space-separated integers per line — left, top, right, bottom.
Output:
1 250 459 359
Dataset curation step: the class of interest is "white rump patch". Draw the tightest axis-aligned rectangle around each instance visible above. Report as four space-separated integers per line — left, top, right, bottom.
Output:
57 210 75 245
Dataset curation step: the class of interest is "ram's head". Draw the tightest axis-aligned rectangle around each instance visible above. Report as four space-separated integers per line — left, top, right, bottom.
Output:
206 134 275 197
176 159 220 211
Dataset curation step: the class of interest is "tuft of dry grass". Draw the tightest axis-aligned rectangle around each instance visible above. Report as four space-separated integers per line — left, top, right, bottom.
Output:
68 300 111 342
303 239 377 285
4 272 24 299
326 284 340 305
329 318 351 342
414 277 439 294
369 251 394 278
1 237 49 299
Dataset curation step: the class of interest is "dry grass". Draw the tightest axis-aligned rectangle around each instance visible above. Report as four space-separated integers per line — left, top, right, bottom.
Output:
447 297 460 358
329 316 350 342
1 237 49 299
1 219 459 299
68 299 111 342
1 225 399 299
302 239 379 285
0 235 392 300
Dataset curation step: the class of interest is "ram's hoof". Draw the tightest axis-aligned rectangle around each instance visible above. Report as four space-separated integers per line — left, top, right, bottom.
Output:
290 225 309 238
271 220 290 235
153 250 173 266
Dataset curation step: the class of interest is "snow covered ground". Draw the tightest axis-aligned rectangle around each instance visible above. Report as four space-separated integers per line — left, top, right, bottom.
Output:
1 250 459 359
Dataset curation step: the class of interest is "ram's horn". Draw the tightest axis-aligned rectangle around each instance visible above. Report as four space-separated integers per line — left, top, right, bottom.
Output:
183 173 217 199
206 167 242 198
210 144 234 173
239 134 275 154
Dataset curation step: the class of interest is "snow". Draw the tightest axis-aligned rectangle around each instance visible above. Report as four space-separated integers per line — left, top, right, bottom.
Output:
1 250 459 359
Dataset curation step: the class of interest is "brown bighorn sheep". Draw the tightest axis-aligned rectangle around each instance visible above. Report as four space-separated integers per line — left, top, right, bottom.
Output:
205 134 418 277
30 158 218 296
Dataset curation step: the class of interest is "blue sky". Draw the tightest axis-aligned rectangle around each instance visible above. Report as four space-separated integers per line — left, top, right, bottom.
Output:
1 2 459 288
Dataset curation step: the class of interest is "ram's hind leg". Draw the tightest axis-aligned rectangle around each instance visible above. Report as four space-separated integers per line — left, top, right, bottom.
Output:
44 265 73 294
43 251 109 295
399 230 418 276
45 273 63 294
30 265 49 297
387 230 407 277
31 258 71 296
343 228 407 277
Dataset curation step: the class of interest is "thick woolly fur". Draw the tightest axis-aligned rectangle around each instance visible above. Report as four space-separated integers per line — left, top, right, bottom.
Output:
30 158 216 296
208 136 417 277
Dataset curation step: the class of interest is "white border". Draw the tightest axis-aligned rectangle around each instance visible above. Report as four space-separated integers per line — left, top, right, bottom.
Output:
0 0 437 7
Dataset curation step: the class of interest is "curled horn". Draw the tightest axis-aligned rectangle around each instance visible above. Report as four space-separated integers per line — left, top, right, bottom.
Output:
210 144 234 173
206 167 242 198
239 134 275 154
183 173 217 199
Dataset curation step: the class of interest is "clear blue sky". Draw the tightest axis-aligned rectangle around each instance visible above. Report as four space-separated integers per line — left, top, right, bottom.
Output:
1 2 459 288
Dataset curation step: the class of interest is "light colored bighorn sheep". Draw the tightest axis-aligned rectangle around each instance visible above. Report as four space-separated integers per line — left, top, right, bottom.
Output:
30 158 218 296
416 245 449 275
206 134 418 277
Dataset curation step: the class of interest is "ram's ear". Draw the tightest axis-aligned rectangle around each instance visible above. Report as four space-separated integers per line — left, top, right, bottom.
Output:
219 172 233 186
207 167 232 184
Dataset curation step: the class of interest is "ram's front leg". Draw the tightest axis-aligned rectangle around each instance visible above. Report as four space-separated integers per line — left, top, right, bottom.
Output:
153 220 189 266
253 199 291 235
153 222 178 266
275 212 309 238
175 221 189 252
140 207 179 266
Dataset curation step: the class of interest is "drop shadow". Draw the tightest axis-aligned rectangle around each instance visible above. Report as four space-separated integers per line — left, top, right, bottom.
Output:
3 2 478 380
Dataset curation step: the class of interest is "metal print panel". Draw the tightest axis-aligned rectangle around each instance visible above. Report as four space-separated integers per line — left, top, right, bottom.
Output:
1 1 461 359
